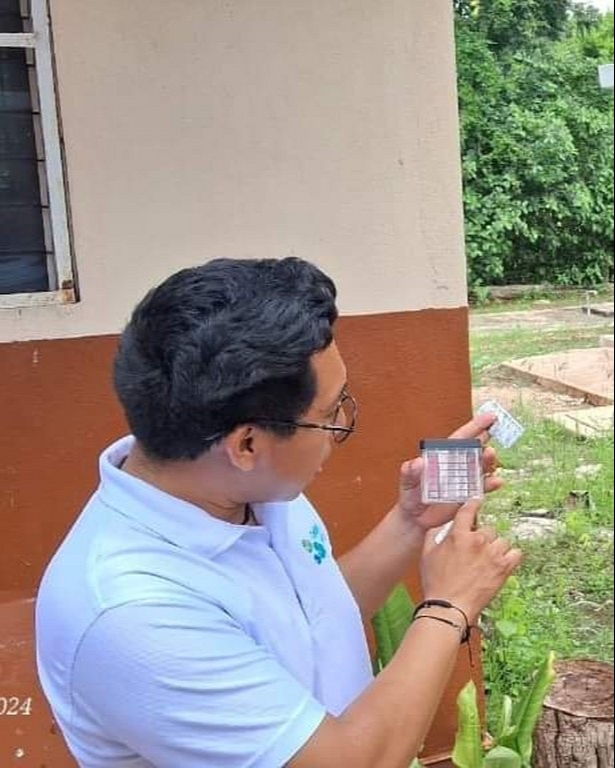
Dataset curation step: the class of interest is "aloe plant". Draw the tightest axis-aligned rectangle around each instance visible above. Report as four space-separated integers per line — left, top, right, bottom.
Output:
452 681 484 768
482 746 522 767
372 588 555 768
451 652 556 768
371 583 416 671
498 651 557 766
372 584 424 767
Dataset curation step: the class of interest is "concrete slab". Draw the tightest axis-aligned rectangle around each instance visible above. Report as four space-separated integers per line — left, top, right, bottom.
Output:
550 406 614 438
501 347 614 406
589 303 614 318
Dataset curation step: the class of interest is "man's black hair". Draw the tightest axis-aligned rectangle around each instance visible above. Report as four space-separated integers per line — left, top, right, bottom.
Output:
113 257 338 460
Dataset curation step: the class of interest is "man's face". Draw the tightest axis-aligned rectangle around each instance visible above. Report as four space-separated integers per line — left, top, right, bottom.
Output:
249 341 351 501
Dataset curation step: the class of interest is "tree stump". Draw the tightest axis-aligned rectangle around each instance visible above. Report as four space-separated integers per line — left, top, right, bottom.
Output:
533 660 614 767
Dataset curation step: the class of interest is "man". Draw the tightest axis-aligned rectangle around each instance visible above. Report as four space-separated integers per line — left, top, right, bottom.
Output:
36 257 521 768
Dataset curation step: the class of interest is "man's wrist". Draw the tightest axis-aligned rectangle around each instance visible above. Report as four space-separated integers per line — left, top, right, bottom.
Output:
389 504 426 550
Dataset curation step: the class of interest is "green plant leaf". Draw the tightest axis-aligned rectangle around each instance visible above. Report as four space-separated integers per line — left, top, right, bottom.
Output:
371 584 415 669
495 619 519 640
509 652 556 765
495 695 517 744
452 681 484 768
483 745 522 767
371 609 393 671
372 655 383 677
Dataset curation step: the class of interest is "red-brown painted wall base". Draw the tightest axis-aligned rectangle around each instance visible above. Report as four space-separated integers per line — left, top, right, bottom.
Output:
0 307 475 765
314 308 481 761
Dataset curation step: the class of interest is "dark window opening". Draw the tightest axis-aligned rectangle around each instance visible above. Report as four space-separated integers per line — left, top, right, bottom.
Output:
1 0 49 294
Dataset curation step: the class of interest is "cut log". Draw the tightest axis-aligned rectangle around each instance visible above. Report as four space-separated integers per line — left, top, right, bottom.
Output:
533 660 614 767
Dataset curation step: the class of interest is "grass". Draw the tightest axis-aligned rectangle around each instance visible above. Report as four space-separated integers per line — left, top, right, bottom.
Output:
470 325 614 732
470 285 614 314
471 325 613 385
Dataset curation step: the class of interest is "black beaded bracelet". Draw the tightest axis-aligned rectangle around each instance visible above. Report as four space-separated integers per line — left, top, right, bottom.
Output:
413 599 472 644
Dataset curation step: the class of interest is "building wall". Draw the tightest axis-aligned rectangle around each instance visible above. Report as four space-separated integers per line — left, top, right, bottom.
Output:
0 1 471 764
1 0 466 344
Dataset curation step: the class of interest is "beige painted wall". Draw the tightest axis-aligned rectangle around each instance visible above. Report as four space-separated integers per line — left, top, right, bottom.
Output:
0 0 467 344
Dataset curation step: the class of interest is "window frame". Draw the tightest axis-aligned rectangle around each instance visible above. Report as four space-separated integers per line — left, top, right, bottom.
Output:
0 0 75 308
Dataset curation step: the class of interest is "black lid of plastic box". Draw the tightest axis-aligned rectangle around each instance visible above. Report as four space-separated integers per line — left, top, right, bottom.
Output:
420 439 482 450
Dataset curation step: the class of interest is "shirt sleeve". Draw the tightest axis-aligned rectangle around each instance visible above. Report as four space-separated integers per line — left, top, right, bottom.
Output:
70 600 327 768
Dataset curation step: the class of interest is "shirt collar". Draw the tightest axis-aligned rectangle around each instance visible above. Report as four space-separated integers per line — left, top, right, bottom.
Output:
97 436 270 558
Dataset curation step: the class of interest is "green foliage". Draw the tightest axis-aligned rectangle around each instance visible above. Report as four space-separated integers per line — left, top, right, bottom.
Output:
371 583 416 672
572 8 613 58
470 320 614 734
452 681 484 768
482 746 522 767
452 654 556 767
455 0 571 51
500 653 557 765
371 581 559 768
456 3 614 288
372 585 424 767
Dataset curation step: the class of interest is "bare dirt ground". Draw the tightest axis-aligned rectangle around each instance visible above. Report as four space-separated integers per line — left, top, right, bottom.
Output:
470 303 613 333
472 379 590 416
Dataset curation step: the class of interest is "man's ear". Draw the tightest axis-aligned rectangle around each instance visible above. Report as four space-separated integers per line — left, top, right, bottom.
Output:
223 425 259 471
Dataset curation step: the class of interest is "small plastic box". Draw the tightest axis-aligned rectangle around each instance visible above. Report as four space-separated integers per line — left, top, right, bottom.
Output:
421 438 484 505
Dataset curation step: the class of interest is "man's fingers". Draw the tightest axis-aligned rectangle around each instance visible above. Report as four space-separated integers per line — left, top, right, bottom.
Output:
449 412 496 444
452 499 483 533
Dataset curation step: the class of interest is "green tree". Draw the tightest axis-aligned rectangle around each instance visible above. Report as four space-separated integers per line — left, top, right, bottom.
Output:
455 0 572 50
456 3 614 287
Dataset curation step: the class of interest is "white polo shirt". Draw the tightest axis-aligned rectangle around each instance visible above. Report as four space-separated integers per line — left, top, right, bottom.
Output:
36 436 373 768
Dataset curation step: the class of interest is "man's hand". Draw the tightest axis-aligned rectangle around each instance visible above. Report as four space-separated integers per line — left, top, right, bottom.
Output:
398 413 504 532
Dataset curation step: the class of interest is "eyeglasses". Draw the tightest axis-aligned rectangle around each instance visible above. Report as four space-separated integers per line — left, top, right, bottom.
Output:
251 389 358 444
203 389 358 445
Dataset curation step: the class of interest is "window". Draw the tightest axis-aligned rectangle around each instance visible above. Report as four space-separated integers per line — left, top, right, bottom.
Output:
0 0 74 307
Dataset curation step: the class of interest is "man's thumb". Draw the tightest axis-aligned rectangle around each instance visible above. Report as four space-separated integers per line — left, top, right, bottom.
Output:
400 457 423 490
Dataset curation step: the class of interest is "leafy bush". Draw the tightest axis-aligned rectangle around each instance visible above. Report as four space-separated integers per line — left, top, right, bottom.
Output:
456 3 614 287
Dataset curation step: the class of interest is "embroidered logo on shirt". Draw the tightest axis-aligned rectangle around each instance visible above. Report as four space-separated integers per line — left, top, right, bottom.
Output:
301 524 328 565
